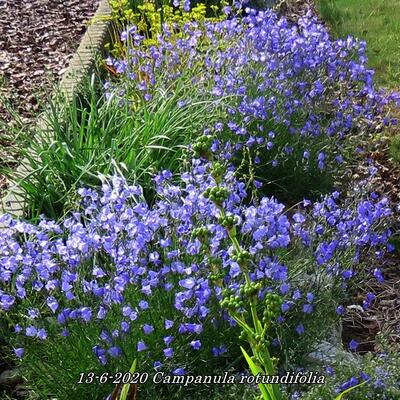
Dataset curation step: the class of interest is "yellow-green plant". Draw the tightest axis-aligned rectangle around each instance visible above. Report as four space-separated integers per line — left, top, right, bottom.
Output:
102 0 228 59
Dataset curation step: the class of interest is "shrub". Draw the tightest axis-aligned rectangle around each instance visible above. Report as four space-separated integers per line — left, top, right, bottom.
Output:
105 0 228 58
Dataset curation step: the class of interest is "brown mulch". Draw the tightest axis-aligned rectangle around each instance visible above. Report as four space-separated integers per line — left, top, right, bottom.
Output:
0 0 99 192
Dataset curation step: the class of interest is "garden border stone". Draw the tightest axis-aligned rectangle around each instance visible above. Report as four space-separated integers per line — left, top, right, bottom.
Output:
0 0 113 221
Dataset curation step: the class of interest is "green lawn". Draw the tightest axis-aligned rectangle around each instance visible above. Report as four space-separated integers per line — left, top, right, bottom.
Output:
316 0 400 88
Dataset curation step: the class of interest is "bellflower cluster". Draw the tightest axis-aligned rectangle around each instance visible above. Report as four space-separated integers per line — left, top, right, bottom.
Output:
0 158 394 375
104 7 397 199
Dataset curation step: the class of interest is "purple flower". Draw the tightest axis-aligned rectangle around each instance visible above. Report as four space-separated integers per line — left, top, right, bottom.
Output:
80 307 92 322
295 324 305 335
342 270 354 280
293 213 306 223
137 341 148 352
163 348 174 358
25 326 37 337
212 345 228 357
306 292 314 302
143 324 154 335
179 278 196 290
363 292 376 310
37 328 47 340
92 267 106 278
139 300 149 310
14 348 25 358
339 376 359 391
164 319 174 330
373 268 384 282
190 340 201 350
302 304 313 314
360 372 370 381
349 339 359 351
27 308 40 319
46 296 58 313
280 283 290 295
186 323 202 334
336 305 345 315
154 361 163 371
93 345 107 365
326 366 334 376
162 335 173 346
120 321 130 333
173 368 185 375
0 294 15 310
293 290 302 300
108 346 122 358
229 262 241 278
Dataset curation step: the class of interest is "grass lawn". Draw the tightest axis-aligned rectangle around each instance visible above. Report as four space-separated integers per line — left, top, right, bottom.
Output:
316 0 400 88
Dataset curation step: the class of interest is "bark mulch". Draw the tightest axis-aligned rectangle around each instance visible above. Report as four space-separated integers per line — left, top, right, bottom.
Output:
0 0 100 193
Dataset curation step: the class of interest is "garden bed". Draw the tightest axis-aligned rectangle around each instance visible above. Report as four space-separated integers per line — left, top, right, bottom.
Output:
0 1 400 400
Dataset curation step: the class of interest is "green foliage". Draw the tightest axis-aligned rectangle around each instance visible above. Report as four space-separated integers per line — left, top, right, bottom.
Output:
317 0 343 29
217 196 283 400
236 126 339 204
117 358 137 400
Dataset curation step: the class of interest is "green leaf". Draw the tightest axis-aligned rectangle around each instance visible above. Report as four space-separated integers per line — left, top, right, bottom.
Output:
119 358 137 400
334 380 367 400
240 346 275 400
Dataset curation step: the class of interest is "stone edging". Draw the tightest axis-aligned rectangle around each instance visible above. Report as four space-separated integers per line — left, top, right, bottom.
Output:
1 0 112 220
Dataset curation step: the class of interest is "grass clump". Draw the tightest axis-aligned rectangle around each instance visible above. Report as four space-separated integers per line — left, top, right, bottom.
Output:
1 75 222 220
